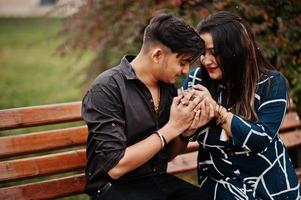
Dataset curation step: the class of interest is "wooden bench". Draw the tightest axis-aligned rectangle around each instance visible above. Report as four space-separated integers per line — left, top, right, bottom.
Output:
0 101 300 199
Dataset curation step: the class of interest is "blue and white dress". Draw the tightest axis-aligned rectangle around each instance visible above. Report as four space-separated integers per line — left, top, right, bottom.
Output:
183 67 300 200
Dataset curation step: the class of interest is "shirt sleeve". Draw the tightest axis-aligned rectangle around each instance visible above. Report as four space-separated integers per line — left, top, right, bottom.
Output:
82 80 126 173
231 73 288 153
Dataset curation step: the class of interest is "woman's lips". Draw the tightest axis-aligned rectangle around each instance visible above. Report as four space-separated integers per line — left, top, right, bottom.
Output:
206 67 218 73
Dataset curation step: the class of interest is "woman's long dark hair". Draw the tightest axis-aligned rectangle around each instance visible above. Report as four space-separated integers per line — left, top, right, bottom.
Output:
197 11 275 122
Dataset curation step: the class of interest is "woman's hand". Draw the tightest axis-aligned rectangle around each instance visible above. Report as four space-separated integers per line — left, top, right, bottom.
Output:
182 98 215 137
192 84 217 106
181 84 218 116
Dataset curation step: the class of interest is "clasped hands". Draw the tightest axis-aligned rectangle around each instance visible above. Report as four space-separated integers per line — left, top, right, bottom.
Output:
179 84 217 137
168 84 217 139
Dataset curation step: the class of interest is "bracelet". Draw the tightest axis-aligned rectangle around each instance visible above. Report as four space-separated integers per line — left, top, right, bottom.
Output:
154 131 167 149
215 104 228 125
179 134 190 143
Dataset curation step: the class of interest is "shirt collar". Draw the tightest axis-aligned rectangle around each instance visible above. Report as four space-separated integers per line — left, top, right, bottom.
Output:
120 55 138 80
218 84 226 90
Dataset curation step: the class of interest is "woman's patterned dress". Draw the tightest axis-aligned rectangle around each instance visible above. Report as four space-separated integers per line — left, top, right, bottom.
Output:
183 68 300 200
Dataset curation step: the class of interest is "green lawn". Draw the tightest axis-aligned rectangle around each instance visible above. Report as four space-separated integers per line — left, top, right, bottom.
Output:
0 18 93 109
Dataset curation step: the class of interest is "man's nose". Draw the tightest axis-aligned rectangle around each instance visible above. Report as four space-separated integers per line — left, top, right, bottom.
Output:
182 64 190 75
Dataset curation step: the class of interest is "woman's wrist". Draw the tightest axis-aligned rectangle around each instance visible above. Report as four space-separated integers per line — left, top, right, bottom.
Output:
214 102 220 118
215 104 229 125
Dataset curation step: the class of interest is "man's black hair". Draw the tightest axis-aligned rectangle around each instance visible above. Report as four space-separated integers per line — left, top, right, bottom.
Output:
144 13 204 62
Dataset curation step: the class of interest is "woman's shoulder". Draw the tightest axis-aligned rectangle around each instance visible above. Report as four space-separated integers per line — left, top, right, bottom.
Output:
257 70 287 100
257 70 285 86
187 66 203 77
267 70 284 79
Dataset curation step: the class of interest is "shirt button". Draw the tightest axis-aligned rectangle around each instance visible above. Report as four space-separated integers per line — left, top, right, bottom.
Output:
111 123 115 126
153 168 157 172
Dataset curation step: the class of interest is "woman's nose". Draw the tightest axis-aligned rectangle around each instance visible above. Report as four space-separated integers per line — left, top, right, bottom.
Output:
201 55 212 66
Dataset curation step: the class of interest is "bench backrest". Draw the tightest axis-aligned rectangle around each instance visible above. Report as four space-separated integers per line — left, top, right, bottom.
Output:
0 101 300 199
0 102 86 199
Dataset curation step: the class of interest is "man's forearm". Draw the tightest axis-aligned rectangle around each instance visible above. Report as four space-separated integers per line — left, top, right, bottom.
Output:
107 132 166 179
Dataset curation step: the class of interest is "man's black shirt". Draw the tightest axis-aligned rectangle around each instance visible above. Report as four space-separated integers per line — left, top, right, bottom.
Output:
81 55 177 195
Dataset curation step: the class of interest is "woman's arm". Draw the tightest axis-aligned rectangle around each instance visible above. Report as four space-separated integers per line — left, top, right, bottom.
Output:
195 73 287 153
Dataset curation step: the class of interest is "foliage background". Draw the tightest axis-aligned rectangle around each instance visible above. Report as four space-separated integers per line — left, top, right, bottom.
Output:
60 0 301 114
0 1 300 199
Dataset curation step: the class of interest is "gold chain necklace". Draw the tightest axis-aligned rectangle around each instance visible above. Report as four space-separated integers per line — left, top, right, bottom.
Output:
154 86 160 114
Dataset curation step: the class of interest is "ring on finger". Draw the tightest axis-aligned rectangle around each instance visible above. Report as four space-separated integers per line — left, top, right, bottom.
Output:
193 108 200 113
181 101 189 106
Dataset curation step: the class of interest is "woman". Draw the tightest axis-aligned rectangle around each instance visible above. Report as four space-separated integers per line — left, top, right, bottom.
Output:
181 11 300 199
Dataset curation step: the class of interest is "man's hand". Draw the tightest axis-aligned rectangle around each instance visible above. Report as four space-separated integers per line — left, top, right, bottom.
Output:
182 98 215 137
165 91 202 138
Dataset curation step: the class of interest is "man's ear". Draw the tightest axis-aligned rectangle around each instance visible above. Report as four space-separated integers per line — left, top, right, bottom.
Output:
151 48 163 64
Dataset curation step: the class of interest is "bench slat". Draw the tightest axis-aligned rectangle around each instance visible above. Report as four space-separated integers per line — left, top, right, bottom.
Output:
0 149 86 182
0 102 82 130
1 147 198 182
0 174 85 200
1 160 300 200
280 130 301 148
0 102 298 131
0 126 87 158
280 112 301 132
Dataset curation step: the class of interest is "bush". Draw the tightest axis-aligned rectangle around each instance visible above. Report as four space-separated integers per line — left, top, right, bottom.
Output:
60 0 301 114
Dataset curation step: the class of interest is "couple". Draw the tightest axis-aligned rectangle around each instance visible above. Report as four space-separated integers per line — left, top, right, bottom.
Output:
82 11 300 200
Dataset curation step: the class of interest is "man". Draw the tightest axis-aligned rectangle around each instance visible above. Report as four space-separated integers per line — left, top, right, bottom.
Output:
82 12 211 200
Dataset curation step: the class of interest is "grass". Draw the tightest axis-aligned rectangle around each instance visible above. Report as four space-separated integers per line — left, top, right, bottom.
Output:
0 18 93 109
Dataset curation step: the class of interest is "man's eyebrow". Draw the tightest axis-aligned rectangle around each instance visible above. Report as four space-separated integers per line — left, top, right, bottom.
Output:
182 58 191 62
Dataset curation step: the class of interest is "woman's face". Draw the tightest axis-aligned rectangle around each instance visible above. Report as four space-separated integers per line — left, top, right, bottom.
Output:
199 32 222 80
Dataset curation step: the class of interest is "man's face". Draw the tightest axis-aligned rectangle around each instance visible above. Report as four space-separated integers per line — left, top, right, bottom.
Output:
158 52 192 84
